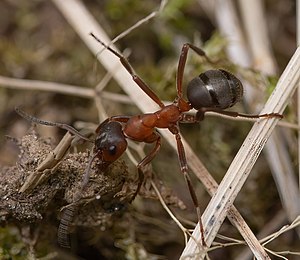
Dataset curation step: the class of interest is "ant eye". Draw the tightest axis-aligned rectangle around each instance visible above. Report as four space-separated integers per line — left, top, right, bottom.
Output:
108 145 117 155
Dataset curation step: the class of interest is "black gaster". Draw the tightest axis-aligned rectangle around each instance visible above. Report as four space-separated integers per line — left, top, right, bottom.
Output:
187 69 244 110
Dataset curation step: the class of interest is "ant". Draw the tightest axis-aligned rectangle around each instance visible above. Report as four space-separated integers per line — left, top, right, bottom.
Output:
89 33 282 246
16 33 282 247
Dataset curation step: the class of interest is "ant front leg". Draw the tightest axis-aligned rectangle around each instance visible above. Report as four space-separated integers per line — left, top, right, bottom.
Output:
176 43 213 99
90 33 164 108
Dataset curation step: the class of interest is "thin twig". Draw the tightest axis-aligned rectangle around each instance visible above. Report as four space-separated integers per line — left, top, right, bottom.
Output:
0 75 94 98
150 180 197 247
260 216 300 245
0 74 135 104
110 0 167 45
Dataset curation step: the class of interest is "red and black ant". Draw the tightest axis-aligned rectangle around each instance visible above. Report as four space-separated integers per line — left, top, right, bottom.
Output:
16 33 282 247
89 33 282 245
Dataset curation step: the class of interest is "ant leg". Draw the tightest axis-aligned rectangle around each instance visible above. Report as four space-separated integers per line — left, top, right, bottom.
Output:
196 108 283 121
174 132 206 246
90 33 164 108
177 43 213 99
179 108 282 124
135 133 161 195
15 107 91 142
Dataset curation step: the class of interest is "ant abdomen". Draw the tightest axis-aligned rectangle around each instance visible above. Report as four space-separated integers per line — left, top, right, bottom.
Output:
187 69 244 110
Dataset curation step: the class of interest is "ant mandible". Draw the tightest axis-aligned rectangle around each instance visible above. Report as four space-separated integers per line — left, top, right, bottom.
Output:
89 33 282 246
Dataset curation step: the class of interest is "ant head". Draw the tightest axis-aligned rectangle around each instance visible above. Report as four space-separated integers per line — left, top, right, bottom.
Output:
186 69 243 110
95 120 127 164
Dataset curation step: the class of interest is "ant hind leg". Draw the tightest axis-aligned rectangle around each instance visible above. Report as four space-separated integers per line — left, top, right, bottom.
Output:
174 132 206 247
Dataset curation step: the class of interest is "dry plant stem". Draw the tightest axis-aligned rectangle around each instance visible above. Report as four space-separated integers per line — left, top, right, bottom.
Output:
260 217 300 259
0 75 133 104
182 48 300 258
51 0 275 258
297 0 300 195
110 0 167 45
236 211 287 260
298 0 300 46
238 0 277 73
0 75 94 98
260 216 300 246
212 0 251 67
150 180 196 247
265 131 300 222
238 0 300 231
19 132 74 192
205 0 300 250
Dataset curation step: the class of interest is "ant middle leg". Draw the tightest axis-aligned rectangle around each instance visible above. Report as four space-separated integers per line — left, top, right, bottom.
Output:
90 32 164 108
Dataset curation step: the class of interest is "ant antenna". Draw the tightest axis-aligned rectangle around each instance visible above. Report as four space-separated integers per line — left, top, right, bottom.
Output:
15 107 92 142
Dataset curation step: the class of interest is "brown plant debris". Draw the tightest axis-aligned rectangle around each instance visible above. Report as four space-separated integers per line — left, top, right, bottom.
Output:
0 128 185 251
0 130 139 227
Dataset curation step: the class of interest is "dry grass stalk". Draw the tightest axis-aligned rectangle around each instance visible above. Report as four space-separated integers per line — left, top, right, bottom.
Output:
238 0 300 232
200 1 300 258
297 0 300 196
182 46 300 258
